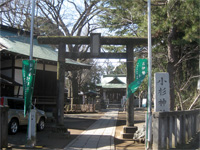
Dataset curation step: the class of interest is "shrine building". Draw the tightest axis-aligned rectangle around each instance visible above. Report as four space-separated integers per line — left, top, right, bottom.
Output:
96 74 126 108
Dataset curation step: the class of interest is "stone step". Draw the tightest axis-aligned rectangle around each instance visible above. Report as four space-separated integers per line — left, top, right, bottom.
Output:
121 126 138 139
121 132 134 139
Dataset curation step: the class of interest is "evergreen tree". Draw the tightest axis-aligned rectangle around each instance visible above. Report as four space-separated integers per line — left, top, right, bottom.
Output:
98 0 200 110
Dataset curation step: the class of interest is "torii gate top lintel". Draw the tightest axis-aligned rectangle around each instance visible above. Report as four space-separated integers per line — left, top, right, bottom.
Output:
37 34 147 45
37 33 147 59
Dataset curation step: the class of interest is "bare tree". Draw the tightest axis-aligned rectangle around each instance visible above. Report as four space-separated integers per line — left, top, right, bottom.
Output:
35 0 103 104
1 0 103 104
0 0 31 28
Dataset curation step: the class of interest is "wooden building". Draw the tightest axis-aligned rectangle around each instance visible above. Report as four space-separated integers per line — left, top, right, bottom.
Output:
96 74 126 108
0 25 91 111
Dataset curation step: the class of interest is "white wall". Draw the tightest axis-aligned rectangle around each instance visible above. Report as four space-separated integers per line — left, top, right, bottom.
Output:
14 86 23 97
15 59 22 67
45 64 57 72
15 59 56 71
15 69 22 84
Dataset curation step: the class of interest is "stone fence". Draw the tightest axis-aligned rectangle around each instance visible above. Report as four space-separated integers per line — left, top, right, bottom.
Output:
152 109 200 150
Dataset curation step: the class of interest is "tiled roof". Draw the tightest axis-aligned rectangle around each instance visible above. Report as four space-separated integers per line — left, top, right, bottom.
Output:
0 25 91 70
97 75 127 89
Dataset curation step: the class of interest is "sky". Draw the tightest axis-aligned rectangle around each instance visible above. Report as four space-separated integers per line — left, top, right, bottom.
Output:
62 0 126 67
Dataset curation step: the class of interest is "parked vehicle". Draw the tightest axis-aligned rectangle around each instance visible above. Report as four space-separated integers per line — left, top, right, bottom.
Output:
0 96 47 134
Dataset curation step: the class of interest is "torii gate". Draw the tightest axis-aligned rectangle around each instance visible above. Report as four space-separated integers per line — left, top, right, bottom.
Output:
38 33 147 137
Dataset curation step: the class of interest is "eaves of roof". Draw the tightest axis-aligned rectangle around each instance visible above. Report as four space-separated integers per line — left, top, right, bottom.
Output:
0 25 91 70
101 84 127 89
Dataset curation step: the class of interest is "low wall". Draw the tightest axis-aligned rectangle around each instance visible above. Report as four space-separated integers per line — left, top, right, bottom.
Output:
152 109 200 150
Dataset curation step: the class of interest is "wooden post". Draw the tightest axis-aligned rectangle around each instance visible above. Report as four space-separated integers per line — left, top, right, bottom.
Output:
57 42 65 125
126 44 134 126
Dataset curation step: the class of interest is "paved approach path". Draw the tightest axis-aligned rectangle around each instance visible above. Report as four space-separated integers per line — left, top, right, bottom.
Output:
64 109 119 150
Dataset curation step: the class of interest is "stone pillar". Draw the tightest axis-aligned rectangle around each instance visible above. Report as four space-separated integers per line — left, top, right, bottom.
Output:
161 117 168 149
176 115 182 145
182 115 186 144
188 115 192 140
57 42 65 125
152 113 160 150
174 116 178 147
53 43 70 137
126 44 134 126
169 116 176 148
121 44 137 139
184 115 189 143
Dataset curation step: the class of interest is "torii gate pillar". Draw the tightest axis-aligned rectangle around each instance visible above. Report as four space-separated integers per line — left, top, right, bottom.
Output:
126 44 134 126
57 42 65 125
122 44 138 138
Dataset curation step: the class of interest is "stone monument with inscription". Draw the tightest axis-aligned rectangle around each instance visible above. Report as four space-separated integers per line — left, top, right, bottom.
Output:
154 72 170 112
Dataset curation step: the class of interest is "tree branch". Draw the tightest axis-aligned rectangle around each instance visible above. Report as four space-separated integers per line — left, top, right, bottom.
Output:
180 75 200 91
174 46 199 67
0 0 13 8
67 0 81 15
188 91 200 110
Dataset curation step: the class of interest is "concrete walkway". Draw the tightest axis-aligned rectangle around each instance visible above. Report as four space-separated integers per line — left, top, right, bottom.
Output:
64 109 119 150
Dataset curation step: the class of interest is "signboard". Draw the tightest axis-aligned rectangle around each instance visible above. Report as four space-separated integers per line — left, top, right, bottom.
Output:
127 59 148 98
22 60 37 116
154 72 170 112
90 33 101 57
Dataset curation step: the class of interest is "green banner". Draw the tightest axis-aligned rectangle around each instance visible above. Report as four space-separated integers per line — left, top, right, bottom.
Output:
127 59 148 99
22 60 37 116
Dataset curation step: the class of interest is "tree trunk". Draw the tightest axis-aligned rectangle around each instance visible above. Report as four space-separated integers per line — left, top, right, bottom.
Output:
167 26 176 111
70 45 80 104
175 88 183 110
71 71 80 104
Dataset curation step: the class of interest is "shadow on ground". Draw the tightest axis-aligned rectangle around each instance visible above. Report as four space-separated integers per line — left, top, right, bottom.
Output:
8 112 104 149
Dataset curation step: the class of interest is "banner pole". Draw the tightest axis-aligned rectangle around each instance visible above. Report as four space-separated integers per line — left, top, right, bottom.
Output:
27 0 36 146
30 0 35 60
146 0 152 149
